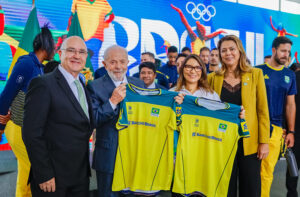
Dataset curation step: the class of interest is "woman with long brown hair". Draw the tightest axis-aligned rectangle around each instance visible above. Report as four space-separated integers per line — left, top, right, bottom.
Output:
208 35 270 197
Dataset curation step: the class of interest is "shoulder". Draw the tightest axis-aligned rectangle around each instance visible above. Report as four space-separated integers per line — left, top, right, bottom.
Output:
12 54 35 73
128 76 145 87
283 67 296 77
87 74 108 90
255 64 266 69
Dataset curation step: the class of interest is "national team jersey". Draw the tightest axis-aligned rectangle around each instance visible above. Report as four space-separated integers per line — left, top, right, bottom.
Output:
112 83 179 195
256 63 297 128
173 96 249 196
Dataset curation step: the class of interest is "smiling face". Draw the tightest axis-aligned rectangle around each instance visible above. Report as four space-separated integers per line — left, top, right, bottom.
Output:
140 67 156 87
58 36 88 77
183 58 202 85
103 47 128 81
220 40 240 68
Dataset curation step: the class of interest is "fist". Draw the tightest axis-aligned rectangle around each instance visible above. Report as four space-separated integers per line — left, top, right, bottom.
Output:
110 83 126 105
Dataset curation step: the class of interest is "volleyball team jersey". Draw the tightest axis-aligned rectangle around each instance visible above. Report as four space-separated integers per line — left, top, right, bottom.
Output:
173 96 250 196
112 84 179 195
256 63 297 128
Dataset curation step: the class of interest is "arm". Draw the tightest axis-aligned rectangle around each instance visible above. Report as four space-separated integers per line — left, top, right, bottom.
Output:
22 77 55 184
285 95 296 148
171 4 197 41
270 16 279 32
256 69 270 159
0 58 33 130
285 32 298 37
204 30 226 40
87 83 126 127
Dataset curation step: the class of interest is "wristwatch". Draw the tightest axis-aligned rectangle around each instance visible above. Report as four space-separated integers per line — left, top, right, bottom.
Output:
287 130 295 134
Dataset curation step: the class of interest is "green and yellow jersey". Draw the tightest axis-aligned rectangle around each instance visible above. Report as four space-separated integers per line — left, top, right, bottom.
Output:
112 84 179 195
173 96 249 196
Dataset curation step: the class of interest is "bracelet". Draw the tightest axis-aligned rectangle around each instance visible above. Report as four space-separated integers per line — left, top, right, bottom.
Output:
287 131 295 134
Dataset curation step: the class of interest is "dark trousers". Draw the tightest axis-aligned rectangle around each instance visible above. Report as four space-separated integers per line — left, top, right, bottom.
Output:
96 171 120 197
31 177 90 197
286 133 300 197
227 139 262 197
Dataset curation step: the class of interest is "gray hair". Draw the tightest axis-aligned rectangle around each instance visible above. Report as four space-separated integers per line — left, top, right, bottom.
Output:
103 45 128 60
60 36 87 51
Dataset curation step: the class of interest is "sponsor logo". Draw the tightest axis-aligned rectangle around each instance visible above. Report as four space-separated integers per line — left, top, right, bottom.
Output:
264 74 269 79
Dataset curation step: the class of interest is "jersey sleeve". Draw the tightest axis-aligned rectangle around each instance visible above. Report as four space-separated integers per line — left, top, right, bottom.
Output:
116 99 129 131
238 119 250 138
288 72 297 95
0 57 33 129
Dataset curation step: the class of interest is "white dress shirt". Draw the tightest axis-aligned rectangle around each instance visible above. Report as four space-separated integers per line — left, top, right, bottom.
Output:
58 65 89 118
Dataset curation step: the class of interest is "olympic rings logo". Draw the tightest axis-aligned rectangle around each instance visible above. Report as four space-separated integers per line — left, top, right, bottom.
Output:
186 2 216 22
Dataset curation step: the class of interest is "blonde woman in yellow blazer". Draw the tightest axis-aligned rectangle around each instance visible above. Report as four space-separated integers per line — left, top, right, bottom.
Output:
207 35 270 197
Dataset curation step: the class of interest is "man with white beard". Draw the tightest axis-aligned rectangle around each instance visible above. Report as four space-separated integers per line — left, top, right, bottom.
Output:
87 45 144 197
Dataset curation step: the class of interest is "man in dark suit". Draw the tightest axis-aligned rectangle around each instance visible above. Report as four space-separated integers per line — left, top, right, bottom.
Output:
22 36 93 197
87 45 144 197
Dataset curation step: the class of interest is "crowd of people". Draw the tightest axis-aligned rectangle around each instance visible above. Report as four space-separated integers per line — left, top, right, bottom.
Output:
0 25 299 197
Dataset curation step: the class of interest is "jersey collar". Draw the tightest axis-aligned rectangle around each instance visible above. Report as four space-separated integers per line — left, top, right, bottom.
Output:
266 63 284 71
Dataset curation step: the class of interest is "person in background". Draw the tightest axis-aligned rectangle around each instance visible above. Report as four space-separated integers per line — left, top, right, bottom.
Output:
44 60 60 74
199 46 211 72
286 62 300 197
264 55 272 64
0 26 55 197
139 62 166 89
181 46 191 56
159 46 178 88
176 53 188 75
285 51 292 68
208 35 270 197
209 48 220 73
133 52 169 89
94 66 107 79
87 45 144 197
257 36 296 197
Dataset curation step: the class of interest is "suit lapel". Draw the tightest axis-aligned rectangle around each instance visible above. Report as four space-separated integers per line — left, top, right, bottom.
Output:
55 69 89 122
214 74 224 96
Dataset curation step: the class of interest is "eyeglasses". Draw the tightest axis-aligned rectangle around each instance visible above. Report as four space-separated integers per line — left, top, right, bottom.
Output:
184 64 202 72
61 48 88 56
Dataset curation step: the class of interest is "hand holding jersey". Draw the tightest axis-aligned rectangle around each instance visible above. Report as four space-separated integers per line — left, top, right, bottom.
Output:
110 83 127 106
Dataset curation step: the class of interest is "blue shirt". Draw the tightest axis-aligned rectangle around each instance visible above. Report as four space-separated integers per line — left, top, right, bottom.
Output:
159 62 178 86
0 52 44 130
256 63 297 127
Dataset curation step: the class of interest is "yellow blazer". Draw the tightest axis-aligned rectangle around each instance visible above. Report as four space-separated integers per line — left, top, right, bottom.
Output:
207 68 270 155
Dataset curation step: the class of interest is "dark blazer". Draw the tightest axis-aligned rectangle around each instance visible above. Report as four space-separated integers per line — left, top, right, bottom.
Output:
22 68 94 186
87 74 144 173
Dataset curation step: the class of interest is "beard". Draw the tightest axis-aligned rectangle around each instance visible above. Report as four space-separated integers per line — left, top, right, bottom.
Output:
107 70 126 82
274 52 288 65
